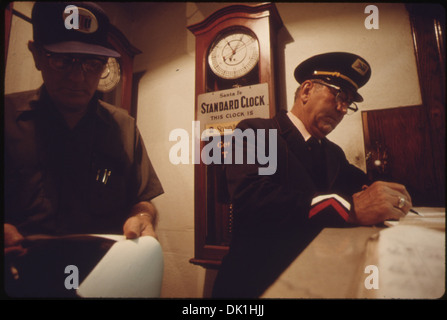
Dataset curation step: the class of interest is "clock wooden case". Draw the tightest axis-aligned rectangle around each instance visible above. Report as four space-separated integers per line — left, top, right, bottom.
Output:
102 24 142 117
187 3 285 268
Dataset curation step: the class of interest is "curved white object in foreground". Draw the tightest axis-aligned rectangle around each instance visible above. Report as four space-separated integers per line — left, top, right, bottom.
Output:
77 235 163 298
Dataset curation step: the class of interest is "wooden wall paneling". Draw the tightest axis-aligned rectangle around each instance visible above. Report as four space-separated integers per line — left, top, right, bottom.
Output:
363 4 445 207
362 106 438 206
407 4 445 205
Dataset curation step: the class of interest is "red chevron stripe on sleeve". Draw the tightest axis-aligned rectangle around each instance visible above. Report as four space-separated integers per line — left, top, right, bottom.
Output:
309 197 350 222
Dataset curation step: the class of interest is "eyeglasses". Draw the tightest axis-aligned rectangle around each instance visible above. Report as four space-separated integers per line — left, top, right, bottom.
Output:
311 80 358 114
44 51 108 75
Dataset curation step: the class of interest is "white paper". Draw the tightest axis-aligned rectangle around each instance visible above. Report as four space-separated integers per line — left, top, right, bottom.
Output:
384 207 445 230
375 225 445 299
77 236 164 298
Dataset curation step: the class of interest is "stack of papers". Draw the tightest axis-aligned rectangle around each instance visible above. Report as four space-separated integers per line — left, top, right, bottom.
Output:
384 207 445 230
361 207 445 299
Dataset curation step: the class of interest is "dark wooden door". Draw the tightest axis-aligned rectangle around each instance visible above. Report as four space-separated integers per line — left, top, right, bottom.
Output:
362 4 445 207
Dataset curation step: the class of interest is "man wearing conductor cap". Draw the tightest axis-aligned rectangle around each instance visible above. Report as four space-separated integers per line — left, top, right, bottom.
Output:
212 52 413 298
4 2 163 297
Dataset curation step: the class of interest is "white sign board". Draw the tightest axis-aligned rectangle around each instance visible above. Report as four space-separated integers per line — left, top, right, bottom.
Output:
197 83 270 135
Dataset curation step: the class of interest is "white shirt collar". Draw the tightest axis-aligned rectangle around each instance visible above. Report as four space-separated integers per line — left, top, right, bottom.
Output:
287 111 312 142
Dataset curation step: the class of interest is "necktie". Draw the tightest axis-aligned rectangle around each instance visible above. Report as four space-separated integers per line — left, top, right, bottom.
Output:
306 137 327 191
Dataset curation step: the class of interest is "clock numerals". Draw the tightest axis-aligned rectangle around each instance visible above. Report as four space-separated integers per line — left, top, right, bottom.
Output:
208 30 260 80
98 57 121 92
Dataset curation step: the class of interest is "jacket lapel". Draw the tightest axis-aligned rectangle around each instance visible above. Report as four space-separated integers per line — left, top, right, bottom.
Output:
321 138 341 190
273 111 313 173
273 111 341 191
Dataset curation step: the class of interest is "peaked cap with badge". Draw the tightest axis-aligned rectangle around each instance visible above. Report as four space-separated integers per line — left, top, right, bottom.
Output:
294 52 371 102
32 1 120 57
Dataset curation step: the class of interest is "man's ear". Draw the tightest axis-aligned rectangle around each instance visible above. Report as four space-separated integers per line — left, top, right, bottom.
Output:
28 40 42 71
300 80 314 104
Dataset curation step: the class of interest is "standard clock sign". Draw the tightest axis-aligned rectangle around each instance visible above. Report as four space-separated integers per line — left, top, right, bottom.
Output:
197 83 269 135
208 30 260 80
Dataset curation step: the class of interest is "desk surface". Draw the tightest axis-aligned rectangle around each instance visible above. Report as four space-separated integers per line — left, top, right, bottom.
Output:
262 226 381 299
262 208 445 299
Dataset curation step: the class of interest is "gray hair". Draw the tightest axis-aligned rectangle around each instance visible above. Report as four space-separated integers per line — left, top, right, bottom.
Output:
294 81 324 102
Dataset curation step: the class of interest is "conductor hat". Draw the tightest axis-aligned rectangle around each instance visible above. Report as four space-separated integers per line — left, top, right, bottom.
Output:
294 52 371 102
32 2 120 57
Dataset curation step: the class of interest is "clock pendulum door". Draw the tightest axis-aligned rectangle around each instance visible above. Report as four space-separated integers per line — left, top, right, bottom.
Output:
188 3 285 267
205 27 262 246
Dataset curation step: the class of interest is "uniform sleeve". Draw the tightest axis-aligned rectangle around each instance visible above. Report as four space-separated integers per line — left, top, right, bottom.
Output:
133 127 164 203
226 119 370 234
307 146 370 227
225 119 315 237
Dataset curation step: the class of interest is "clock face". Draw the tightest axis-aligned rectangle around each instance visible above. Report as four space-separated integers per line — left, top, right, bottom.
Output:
208 29 260 80
97 57 121 93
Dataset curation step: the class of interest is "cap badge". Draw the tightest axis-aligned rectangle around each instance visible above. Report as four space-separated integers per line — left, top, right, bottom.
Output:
63 6 98 34
351 58 369 76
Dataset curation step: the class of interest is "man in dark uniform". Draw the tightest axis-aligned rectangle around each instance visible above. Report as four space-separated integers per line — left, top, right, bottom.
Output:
212 52 413 298
4 2 163 297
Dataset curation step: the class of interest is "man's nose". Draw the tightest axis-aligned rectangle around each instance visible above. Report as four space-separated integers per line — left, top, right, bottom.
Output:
335 100 348 114
67 62 86 82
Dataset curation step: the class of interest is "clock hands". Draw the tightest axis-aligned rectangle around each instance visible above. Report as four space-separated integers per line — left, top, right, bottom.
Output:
225 39 236 53
222 36 256 63
208 31 259 80
230 35 245 56
223 40 238 63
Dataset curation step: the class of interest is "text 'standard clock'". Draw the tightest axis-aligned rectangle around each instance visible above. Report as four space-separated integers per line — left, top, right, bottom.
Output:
188 3 285 267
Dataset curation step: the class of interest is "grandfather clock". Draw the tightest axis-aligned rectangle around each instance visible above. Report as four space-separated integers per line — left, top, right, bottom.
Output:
101 24 142 117
187 3 285 267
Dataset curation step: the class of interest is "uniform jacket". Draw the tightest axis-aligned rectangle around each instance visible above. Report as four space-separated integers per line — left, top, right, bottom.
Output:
4 87 164 235
212 110 370 298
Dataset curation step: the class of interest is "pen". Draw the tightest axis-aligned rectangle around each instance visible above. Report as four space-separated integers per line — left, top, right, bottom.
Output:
410 208 424 216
